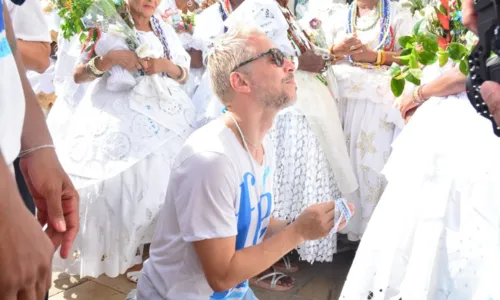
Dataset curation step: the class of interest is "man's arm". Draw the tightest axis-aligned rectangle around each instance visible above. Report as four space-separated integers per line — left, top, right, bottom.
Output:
4 7 53 150
193 222 304 292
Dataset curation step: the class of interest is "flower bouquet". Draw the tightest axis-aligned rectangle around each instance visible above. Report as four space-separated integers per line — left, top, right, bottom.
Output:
161 8 196 34
389 0 474 96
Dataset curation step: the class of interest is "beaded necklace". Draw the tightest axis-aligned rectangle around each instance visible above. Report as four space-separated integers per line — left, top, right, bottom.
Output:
346 0 394 69
219 0 232 33
151 15 172 60
278 5 312 56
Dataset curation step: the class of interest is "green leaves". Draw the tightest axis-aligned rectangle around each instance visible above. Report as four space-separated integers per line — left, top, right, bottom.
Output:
448 42 468 60
438 50 449 67
459 59 468 75
398 36 414 49
391 78 405 97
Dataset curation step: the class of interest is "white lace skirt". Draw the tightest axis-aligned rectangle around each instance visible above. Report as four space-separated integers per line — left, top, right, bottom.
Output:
340 94 500 299
52 136 185 278
337 96 402 241
269 112 342 263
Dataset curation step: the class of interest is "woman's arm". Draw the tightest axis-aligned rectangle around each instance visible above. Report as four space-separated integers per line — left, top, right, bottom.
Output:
420 66 467 100
73 54 114 84
189 49 204 68
17 40 50 73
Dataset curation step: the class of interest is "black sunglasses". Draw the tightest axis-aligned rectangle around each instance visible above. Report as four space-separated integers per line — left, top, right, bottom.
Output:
232 48 297 72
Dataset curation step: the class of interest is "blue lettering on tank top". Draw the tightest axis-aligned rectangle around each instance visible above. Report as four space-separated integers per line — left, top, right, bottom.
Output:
210 166 272 299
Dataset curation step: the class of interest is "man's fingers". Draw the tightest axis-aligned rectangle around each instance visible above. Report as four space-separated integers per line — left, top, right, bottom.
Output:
481 81 500 125
44 183 66 233
462 0 478 34
60 209 79 259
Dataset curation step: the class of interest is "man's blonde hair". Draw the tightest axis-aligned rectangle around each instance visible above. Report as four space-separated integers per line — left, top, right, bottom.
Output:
207 25 265 105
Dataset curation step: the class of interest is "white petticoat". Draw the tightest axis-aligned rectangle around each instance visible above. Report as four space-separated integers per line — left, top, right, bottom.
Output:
339 93 500 300
52 137 184 278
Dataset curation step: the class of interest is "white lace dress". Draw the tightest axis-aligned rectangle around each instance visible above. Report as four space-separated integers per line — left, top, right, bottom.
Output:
326 2 418 241
225 0 357 263
49 20 196 278
340 63 500 300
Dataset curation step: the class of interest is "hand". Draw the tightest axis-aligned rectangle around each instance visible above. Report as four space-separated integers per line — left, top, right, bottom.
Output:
462 0 477 34
298 50 327 73
404 106 418 124
350 44 378 63
138 58 170 76
0 176 53 299
106 50 143 73
293 201 355 240
398 94 419 121
19 148 79 259
480 81 500 125
331 35 363 57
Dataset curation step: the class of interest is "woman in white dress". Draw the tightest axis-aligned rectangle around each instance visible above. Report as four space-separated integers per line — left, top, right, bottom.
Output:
49 0 195 278
339 61 500 299
325 0 417 241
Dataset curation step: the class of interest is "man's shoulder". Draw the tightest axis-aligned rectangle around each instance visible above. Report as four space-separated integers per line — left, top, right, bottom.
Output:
173 119 236 168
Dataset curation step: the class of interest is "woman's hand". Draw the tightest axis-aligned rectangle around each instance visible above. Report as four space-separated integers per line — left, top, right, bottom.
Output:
298 50 327 73
350 44 377 63
398 94 419 121
331 35 363 57
139 58 171 76
104 50 144 73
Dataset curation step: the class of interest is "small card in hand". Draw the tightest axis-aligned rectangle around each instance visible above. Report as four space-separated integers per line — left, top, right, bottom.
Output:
335 198 352 223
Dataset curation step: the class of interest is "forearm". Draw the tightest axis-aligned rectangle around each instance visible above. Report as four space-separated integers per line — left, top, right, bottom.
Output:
211 224 303 291
4 4 52 150
163 59 188 84
73 54 113 84
265 218 289 237
17 40 50 73
420 66 467 100
189 49 204 68
382 51 402 65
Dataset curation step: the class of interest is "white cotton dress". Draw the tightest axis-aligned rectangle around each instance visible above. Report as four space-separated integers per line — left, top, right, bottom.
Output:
340 62 500 300
49 19 196 278
326 1 418 241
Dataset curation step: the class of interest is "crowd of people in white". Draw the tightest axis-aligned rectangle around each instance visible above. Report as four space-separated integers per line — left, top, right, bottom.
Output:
1 0 500 298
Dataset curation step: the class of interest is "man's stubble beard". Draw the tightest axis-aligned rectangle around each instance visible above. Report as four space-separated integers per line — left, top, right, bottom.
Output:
253 83 296 111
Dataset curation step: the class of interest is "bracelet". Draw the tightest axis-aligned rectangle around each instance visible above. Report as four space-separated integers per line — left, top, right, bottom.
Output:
380 50 386 65
87 56 106 77
412 85 426 105
375 50 383 65
174 66 187 82
18 144 55 158
286 217 296 227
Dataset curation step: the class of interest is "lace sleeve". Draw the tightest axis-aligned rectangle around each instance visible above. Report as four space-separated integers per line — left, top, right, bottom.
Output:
392 2 420 51
192 4 225 65
160 17 191 70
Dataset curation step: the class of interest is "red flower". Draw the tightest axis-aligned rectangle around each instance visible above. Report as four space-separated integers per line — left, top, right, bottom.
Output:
437 11 450 30
440 0 450 12
309 18 322 29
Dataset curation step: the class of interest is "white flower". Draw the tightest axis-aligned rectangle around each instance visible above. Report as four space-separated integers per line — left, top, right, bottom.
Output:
108 24 127 39
423 6 436 20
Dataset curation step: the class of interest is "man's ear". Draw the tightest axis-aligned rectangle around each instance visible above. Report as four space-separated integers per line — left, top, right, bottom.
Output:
229 72 251 94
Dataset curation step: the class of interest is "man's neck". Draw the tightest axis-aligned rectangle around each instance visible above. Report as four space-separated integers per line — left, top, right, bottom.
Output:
224 107 277 151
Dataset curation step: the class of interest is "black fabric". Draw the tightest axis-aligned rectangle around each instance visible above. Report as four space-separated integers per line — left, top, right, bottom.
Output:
10 0 26 6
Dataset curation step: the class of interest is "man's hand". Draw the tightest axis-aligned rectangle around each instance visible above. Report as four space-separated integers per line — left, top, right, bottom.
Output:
481 81 500 125
462 0 477 34
293 201 355 240
0 156 53 300
19 148 79 259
